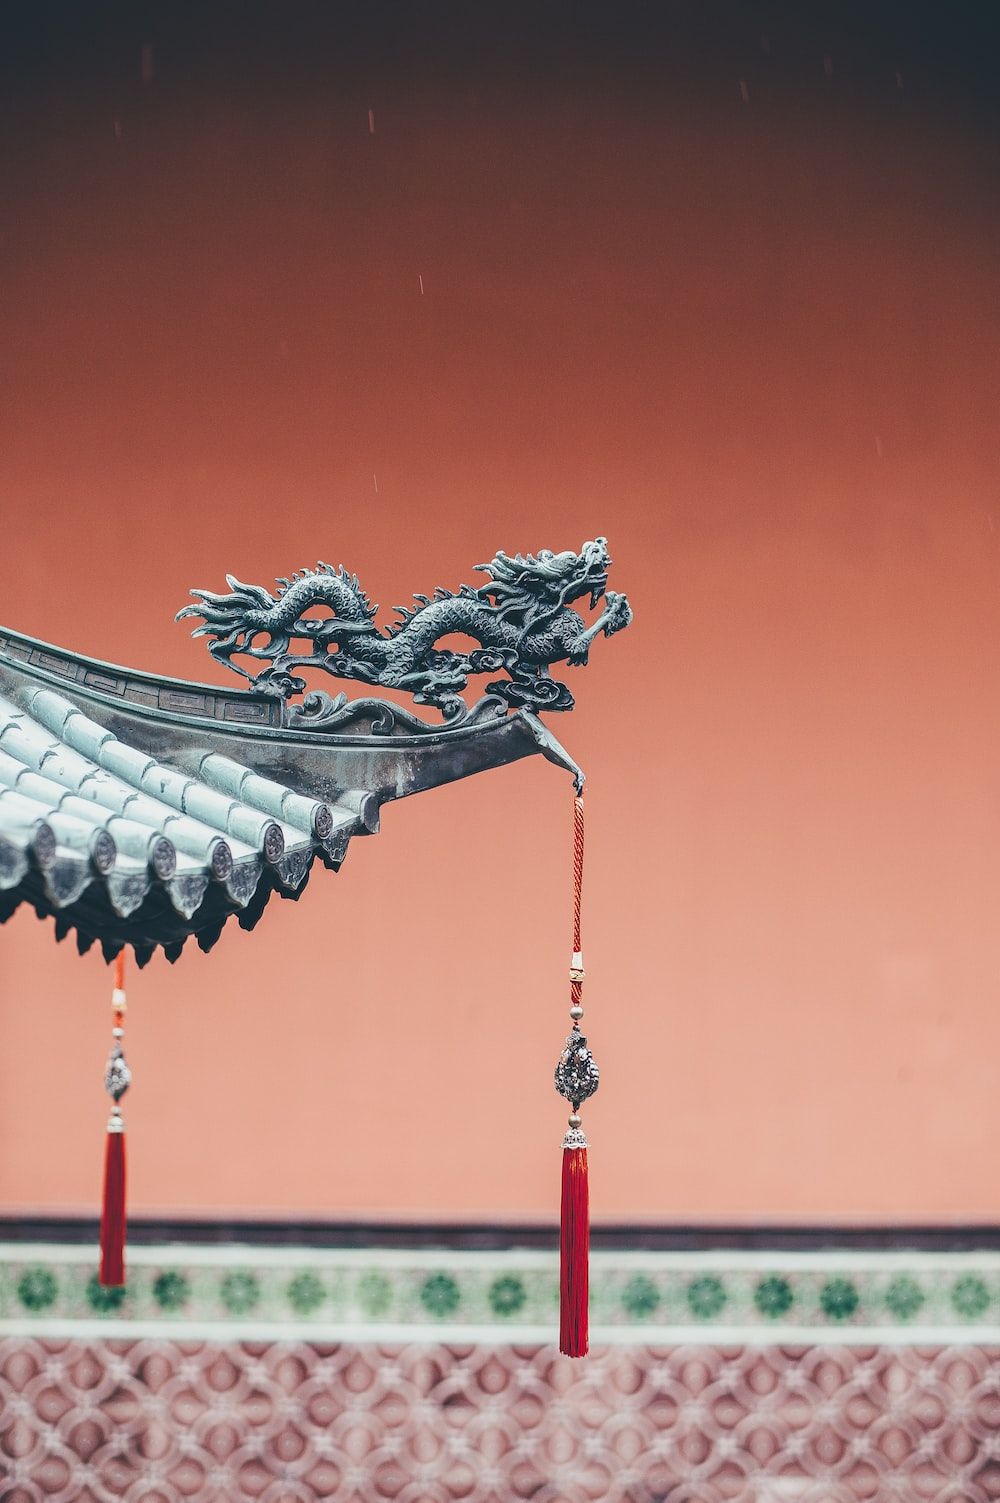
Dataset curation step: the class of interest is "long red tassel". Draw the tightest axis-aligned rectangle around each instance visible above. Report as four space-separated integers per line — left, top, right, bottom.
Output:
99 951 129 1288
557 793 594 1358
560 1144 589 1356
99 1126 126 1287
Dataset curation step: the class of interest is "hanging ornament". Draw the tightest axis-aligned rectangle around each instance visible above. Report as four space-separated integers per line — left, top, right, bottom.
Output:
554 793 600 1356
99 951 131 1287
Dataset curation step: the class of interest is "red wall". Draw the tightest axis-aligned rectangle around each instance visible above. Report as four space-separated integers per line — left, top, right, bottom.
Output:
1 10 999 1222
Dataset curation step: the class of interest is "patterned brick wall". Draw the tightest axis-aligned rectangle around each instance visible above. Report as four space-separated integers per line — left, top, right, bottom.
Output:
4 1245 1000 1500
4 1338 1000 1501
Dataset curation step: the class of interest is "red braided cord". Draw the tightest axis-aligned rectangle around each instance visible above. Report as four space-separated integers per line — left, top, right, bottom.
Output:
571 794 584 1006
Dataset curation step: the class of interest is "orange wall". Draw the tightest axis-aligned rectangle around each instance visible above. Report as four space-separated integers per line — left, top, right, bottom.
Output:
1 8 999 1222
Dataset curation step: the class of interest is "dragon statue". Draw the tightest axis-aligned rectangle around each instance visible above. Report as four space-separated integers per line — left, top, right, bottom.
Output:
177 538 632 716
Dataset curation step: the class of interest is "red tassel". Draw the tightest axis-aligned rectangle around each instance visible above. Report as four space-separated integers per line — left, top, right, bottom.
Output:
559 1144 589 1357
99 1122 126 1287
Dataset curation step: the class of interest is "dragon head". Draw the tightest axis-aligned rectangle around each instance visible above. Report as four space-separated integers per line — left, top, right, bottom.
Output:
477 537 613 611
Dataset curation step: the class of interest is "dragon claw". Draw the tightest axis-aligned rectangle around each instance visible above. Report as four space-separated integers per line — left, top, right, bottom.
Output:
601 590 633 636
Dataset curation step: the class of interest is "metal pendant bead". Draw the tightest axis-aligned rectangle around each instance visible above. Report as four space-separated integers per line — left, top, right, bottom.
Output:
554 1027 600 1104
104 1045 132 1103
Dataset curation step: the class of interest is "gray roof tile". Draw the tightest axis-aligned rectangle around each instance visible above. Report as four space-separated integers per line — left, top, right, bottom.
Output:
0 686 358 964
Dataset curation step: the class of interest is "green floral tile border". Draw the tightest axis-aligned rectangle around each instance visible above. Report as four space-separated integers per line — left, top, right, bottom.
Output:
3 1246 1000 1341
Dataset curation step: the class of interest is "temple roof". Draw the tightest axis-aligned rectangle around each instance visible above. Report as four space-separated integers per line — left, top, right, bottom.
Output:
0 625 581 964
0 684 356 965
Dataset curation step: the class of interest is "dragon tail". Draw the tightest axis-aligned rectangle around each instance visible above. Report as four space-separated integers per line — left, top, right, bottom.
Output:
176 576 275 624
174 578 280 672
